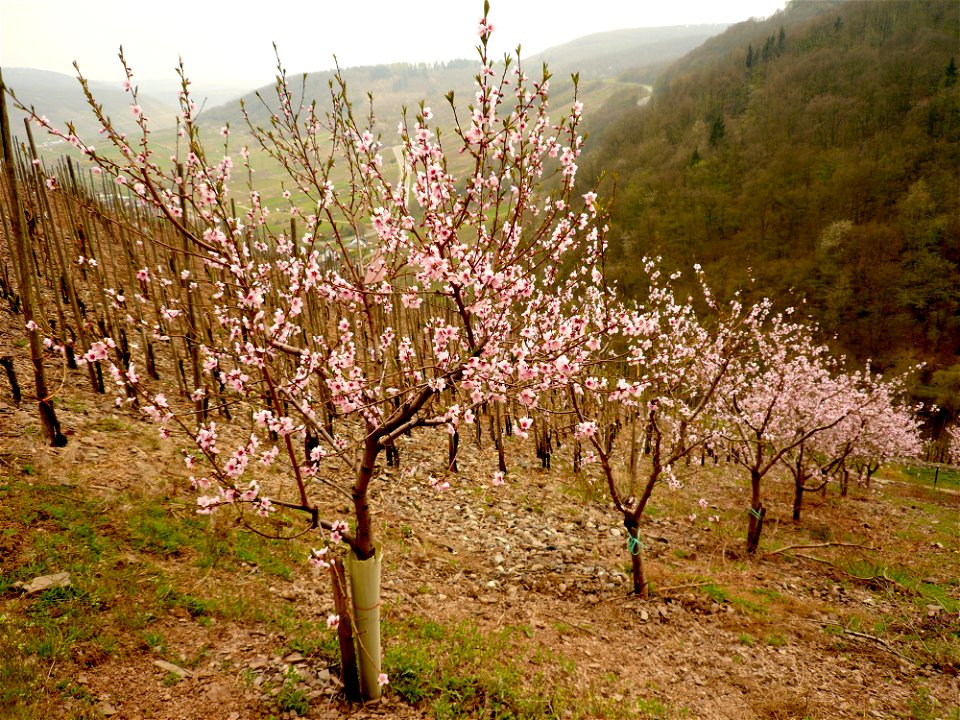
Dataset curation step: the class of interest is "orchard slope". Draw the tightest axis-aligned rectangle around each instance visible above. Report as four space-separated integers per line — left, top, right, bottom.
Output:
1 7 955 717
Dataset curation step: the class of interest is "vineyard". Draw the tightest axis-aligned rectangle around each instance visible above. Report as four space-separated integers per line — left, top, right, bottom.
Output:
0 10 958 719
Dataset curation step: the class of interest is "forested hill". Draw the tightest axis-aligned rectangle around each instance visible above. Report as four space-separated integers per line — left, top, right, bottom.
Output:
578 0 960 428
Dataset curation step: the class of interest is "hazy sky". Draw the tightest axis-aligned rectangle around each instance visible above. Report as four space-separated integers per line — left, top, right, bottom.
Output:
2 0 788 89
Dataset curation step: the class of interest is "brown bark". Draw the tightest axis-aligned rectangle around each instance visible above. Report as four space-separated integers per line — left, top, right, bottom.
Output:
792 478 803 522
746 470 765 554
0 356 20 404
352 439 380 560
330 558 360 702
625 520 648 597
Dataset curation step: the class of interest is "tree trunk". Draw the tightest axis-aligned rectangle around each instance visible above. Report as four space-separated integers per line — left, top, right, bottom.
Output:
792 474 804 522
625 519 648 597
0 355 20 404
352 440 379 560
746 470 765 554
448 430 459 473
346 439 382 700
330 558 361 702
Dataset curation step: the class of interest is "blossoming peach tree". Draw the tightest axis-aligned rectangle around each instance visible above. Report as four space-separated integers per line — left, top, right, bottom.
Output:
778 363 922 518
565 262 752 595
710 312 922 553
21 5 618 700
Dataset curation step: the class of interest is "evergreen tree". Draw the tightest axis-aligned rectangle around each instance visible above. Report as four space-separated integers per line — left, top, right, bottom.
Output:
709 116 726 147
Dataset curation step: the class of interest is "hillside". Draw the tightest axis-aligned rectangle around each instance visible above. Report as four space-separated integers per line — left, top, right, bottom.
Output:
2 68 179 138
1 342 958 719
200 25 728 132
578 0 960 428
523 25 729 85
1 8 959 717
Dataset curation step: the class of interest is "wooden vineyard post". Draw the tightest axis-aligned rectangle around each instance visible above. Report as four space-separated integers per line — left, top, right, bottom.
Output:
0 68 66 446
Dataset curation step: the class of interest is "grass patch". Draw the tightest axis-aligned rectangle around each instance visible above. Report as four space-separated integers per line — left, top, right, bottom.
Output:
92 416 137 433
844 560 959 613
383 616 622 718
894 463 960 491
0 477 315 718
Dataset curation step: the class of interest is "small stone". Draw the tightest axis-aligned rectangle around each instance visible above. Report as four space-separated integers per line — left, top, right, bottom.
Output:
15 572 71 594
153 660 192 678
640 609 649 622
493 554 505 565
98 702 118 716
283 652 306 664
656 604 668 619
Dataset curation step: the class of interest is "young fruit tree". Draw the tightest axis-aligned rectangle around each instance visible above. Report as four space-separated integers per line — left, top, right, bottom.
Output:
847 380 923 489
711 311 859 553
780 365 922 518
947 424 960 466
566 262 751 595
17 6 617 700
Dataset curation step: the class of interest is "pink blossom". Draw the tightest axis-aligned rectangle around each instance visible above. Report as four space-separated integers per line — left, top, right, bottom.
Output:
574 421 597 439
309 547 330 569
428 475 450 492
517 417 533 438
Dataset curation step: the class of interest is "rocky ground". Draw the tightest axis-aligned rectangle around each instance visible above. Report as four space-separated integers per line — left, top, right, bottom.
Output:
1 341 959 720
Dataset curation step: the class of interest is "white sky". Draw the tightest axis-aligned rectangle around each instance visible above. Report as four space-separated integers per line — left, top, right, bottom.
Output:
1 0 787 89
